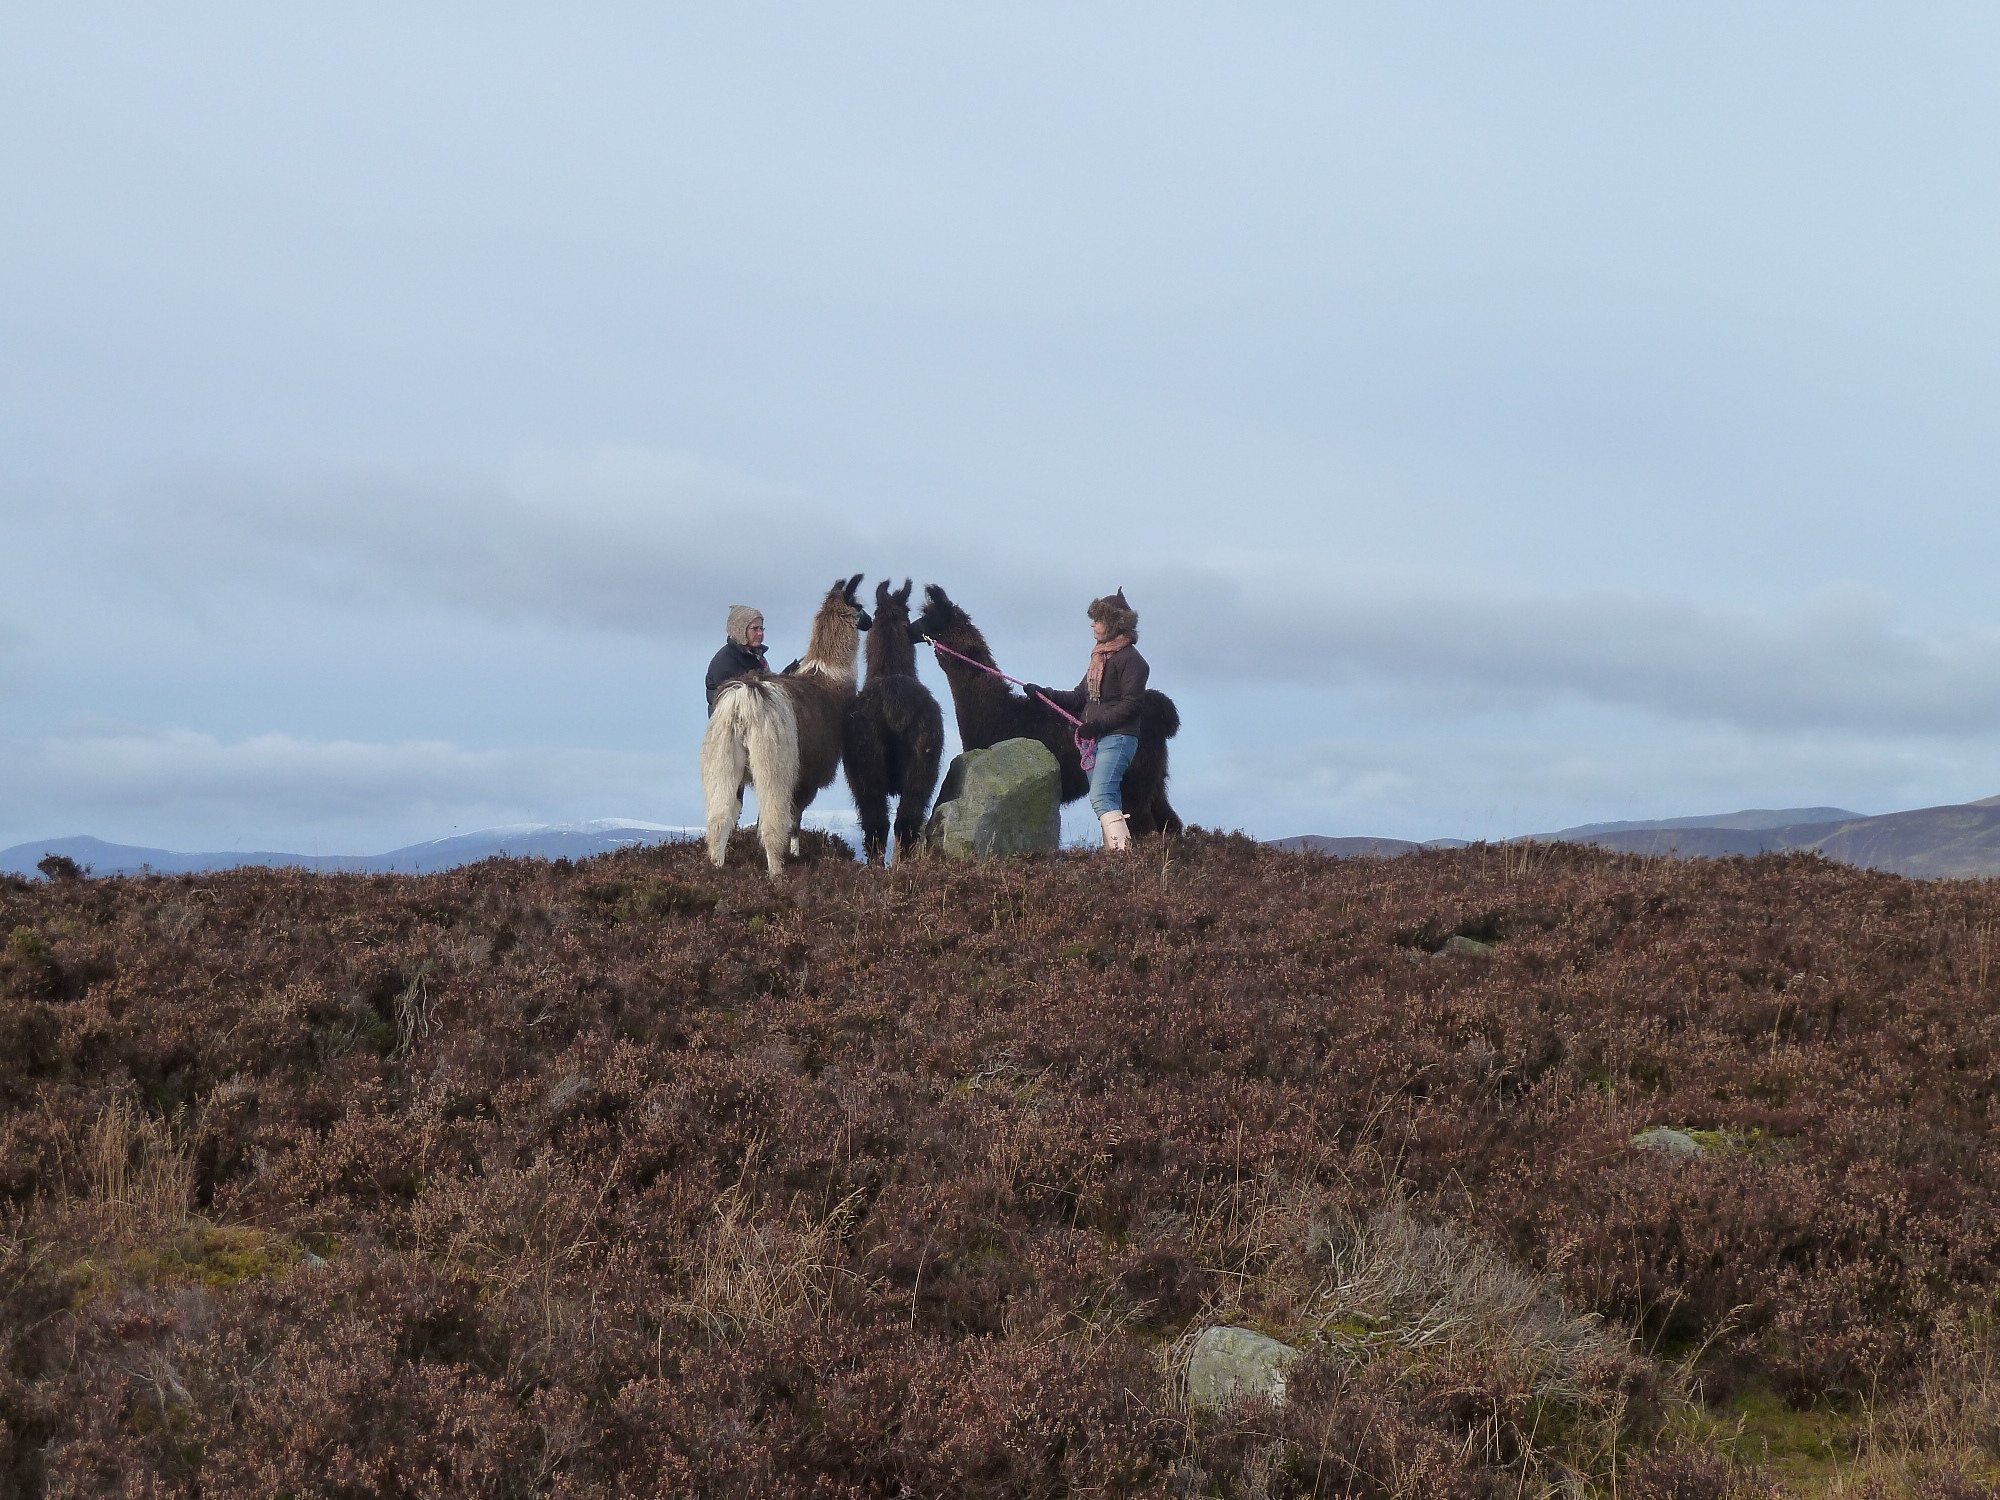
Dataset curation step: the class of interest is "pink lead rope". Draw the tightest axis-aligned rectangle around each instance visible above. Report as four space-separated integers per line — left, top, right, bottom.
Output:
923 635 1098 771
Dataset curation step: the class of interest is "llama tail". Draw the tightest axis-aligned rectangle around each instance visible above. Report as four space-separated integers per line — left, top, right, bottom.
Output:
1143 689 1181 739
702 679 800 877
746 690 800 879
701 687 753 866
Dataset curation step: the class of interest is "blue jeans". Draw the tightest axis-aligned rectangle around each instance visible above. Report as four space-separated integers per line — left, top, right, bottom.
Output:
1087 733 1139 816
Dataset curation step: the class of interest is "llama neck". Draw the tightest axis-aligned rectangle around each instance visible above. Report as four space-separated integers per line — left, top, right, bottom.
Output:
933 625 1011 700
938 622 998 673
866 628 917 680
800 601 858 681
796 651 856 683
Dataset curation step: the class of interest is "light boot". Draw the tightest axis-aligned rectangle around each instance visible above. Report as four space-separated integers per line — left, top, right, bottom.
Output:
1099 810 1132 852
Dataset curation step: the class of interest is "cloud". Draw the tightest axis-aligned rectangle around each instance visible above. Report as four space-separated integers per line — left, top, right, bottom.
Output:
20 447 1087 653
22 453 2000 741
0 724 685 851
109 449 1039 644
1148 572 2000 735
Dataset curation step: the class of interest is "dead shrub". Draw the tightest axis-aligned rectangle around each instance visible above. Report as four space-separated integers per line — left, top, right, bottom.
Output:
76 1095 200 1245
671 1186 864 1340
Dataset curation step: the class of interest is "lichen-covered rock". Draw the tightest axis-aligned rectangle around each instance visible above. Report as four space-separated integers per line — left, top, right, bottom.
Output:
924 738 1061 860
1186 1325 1301 1409
1633 1126 1706 1158
1437 934 1495 958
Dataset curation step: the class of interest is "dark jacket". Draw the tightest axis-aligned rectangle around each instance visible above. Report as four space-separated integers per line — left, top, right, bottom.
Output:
1034 642 1149 739
706 640 769 712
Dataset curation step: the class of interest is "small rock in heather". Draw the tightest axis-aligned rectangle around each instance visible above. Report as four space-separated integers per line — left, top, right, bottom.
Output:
1633 1127 1705 1158
1187 1325 1302 1409
1438 935 1495 958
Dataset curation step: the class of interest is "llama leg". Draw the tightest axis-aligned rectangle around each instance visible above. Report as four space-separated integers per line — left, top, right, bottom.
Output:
1126 798 1155 838
896 700 945 862
758 796 794 876
746 747 797 883
701 712 751 868
1122 748 1160 836
891 797 921 862
890 773 928 862
857 789 890 866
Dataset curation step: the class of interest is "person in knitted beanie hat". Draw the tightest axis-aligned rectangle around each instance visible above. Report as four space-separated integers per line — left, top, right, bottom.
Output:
1023 588 1148 851
705 605 769 712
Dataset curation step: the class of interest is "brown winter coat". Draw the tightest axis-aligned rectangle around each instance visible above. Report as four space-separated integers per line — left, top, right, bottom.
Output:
1036 642 1149 739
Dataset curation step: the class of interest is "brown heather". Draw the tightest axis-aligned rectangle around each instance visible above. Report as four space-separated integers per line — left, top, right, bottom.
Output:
0 833 1996 1497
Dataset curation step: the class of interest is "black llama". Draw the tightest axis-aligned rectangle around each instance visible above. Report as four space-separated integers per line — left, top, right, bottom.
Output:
909 584 1183 837
841 579 946 864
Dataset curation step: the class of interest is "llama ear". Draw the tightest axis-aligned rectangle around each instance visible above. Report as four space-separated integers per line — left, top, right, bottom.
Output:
844 573 864 604
895 579 913 606
875 578 891 608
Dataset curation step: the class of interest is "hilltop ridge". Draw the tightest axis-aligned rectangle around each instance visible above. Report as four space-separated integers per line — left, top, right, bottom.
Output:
1 834 1994 1493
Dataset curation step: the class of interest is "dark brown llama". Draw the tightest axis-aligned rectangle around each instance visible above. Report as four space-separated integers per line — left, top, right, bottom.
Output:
909 584 1183 836
841 579 945 865
702 574 870 876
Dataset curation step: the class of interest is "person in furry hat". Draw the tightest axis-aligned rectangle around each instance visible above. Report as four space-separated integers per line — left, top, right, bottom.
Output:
706 605 769 713
1023 588 1148 851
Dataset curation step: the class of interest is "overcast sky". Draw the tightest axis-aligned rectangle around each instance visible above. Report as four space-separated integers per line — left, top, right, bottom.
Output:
4 5 1999 853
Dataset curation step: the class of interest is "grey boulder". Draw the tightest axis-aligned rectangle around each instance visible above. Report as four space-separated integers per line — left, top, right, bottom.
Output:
1186 1325 1302 1409
1632 1127 1705 1158
1437 935 1495 958
924 738 1062 860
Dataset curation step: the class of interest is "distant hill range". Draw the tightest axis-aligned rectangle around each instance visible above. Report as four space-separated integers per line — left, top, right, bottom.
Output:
1274 796 2000 880
1545 807 1864 837
1267 836 1472 858
0 821 703 879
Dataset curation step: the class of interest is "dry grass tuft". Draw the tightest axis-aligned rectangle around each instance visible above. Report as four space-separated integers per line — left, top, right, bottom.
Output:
1822 1319 2000 1496
77 1095 200 1245
1307 1198 1625 1400
671 1186 866 1340
1169 1184 1659 1494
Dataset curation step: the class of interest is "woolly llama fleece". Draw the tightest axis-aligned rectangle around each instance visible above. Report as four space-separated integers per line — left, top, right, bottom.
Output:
701 575 869 877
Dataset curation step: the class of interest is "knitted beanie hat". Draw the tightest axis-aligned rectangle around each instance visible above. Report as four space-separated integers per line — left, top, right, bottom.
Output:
726 605 764 647
1086 588 1138 640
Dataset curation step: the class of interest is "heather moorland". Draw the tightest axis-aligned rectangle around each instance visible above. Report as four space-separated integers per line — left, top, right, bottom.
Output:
1 834 1996 1497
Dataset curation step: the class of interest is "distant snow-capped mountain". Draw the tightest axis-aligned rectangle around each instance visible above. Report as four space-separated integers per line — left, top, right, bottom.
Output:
0 821 703 879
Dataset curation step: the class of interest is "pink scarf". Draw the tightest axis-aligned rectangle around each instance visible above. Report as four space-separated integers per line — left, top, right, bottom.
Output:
1086 635 1132 700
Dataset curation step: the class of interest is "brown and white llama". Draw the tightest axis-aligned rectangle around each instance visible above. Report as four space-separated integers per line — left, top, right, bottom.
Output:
842 579 945 865
702 574 870 877
909 584 1183 836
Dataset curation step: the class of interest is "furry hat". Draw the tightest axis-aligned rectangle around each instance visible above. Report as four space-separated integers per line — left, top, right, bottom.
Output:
1087 587 1138 641
726 605 764 647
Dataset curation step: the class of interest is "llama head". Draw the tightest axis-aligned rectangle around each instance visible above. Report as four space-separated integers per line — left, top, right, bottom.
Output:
872 577 915 626
841 573 873 633
910 583 968 645
865 579 918 678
